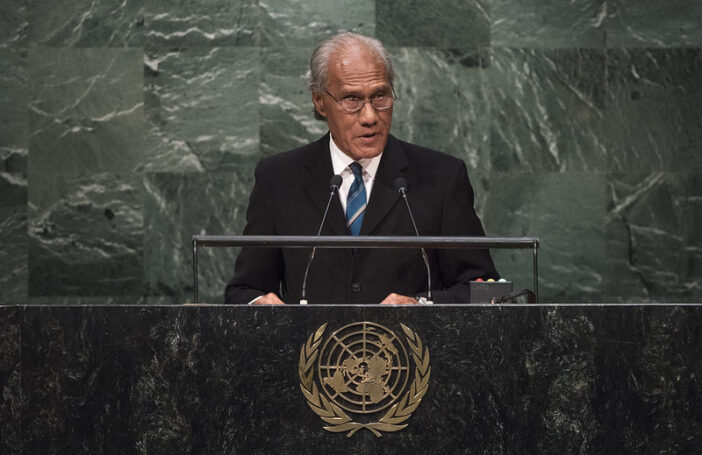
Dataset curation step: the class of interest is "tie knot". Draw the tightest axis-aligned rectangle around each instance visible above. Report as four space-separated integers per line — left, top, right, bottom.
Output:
349 162 363 178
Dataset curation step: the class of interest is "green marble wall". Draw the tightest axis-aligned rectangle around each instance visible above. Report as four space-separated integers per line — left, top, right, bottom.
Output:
1 0 700 304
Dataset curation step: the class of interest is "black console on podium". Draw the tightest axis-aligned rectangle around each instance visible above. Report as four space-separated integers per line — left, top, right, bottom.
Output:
2 303 701 454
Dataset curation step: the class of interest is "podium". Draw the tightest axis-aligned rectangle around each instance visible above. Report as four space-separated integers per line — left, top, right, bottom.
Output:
3 303 701 453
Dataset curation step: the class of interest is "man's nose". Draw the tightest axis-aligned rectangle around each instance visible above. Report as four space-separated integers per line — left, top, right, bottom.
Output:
358 100 378 125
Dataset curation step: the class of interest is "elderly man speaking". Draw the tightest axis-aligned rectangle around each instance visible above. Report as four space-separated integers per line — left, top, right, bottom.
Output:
225 32 497 305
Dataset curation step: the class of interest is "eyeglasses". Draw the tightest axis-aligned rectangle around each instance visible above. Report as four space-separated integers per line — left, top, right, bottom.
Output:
324 88 396 113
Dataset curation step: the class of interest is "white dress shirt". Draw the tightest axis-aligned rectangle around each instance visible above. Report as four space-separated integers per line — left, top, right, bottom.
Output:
329 135 382 211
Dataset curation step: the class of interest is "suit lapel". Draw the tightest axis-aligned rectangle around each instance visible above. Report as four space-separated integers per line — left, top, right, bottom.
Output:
360 136 408 235
303 134 348 235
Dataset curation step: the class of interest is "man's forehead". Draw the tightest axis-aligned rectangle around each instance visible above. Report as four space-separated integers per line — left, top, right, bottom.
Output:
329 44 385 68
327 45 389 86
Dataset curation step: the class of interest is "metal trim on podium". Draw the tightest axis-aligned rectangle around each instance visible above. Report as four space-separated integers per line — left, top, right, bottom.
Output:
191 235 540 304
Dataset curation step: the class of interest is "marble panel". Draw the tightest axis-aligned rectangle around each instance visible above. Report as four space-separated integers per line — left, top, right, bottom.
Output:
606 48 702 172
21 306 153 453
0 48 27 174
606 173 702 302
0 0 27 47
0 173 28 305
589 305 702 452
488 48 608 172
491 306 600 452
143 47 259 172
259 47 329 157
0 307 20 454
260 0 374 48
492 0 606 48
531 173 606 302
18 305 702 453
478 172 538 293
28 48 144 181
18 305 368 453
481 172 606 301
143 169 256 304
28 0 144 47
28 173 144 296
389 48 491 170
145 0 261 47
376 0 489 48
607 0 702 47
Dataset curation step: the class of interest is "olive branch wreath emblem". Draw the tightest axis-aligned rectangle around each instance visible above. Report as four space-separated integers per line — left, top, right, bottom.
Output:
298 323 431 438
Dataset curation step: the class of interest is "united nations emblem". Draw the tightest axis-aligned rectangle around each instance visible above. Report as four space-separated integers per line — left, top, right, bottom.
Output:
298 322 431 437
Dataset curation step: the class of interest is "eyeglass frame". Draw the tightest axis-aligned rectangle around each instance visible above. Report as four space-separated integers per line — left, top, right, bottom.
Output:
323 87 397 114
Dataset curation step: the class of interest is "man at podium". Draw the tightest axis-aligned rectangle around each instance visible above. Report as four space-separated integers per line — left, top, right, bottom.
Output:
225 32 497 305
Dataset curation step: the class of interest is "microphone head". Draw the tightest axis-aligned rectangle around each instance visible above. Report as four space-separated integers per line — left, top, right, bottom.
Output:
330 174 343 192
394 177 408 193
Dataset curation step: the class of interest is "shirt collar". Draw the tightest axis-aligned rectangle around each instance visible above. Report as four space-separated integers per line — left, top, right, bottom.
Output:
329 134 382 180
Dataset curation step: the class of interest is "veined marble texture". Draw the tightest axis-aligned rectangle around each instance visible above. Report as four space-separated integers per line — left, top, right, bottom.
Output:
491 0 702 48
480 172 606 302
606 173 702 302
143 169 256 303
12 305 702 452
606 48 702 172
607 0 702 47
145 0 261 47
377 0 489 47
259 0 375 48
492 0 607 48
0 49 27 174
0 0 27 48
0 174 27 304
488 48 608 172
26 47 146 297
28 173 143 296
28 48 144 181
390 48 491 170
0 307 19 454
475 172 533 292
0 0 700 303
143 47 259 172
259 47 328 156
145 0 375 48
28 0 144 47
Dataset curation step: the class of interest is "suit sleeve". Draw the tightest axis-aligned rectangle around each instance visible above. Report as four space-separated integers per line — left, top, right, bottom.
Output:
431 161 498 303
224 161 284 304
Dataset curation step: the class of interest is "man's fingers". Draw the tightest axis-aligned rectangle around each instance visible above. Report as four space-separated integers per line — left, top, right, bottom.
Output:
380 293 418 305
253 293 286 305
255 293 419 305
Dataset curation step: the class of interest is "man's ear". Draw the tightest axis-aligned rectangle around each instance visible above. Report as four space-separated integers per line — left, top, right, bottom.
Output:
313 92 327 118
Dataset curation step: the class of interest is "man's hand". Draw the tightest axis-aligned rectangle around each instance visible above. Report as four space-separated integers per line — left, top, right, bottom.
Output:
380 293 418 305
253 293 286 305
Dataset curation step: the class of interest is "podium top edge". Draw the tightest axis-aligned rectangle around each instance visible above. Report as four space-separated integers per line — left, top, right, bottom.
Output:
190 235 540 249
8 303 702 308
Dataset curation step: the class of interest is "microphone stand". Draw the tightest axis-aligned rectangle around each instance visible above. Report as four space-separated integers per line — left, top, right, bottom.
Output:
300 175 342 304
395 178 433 304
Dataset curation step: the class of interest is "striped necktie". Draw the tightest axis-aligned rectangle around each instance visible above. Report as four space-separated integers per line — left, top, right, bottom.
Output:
346 162 367 236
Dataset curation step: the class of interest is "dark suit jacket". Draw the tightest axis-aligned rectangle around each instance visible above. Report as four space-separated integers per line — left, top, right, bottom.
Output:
225 133 498 304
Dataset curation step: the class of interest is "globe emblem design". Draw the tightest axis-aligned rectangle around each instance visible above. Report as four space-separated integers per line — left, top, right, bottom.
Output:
317 322 410 414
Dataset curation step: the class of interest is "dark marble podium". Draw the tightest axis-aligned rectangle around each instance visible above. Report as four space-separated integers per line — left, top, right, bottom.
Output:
1 304 701 454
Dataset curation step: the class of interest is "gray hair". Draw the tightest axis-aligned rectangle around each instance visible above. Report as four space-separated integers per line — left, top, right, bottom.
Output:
307 32 394 120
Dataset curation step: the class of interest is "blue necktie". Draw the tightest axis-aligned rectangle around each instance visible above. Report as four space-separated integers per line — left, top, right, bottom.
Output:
346 162 367 236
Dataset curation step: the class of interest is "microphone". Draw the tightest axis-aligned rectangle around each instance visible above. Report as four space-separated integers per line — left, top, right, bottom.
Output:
300 175 342 304
395 177 433 304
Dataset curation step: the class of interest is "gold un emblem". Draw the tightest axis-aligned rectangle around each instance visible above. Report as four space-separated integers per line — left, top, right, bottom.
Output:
299 322 431 437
